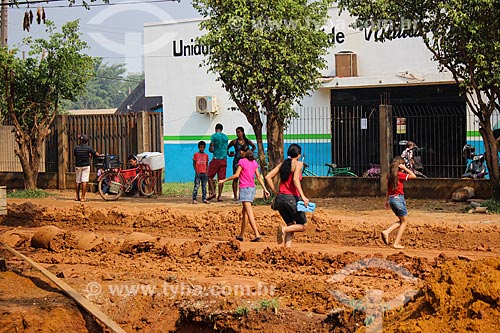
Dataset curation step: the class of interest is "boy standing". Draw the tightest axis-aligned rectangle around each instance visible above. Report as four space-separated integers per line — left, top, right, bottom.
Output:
207 123 229 201
192 141 209 204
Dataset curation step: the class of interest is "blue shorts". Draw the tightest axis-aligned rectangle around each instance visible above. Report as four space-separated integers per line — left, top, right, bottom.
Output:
239 187 256 202
389 194 408 217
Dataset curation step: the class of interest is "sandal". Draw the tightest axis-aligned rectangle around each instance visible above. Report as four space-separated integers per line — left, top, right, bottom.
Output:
235 236 243 242
250 237 262 242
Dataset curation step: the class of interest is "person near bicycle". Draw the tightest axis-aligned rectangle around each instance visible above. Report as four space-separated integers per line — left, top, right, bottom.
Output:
265 143 309 248
125 154 140 197
74 134 101 202
227 126 256 200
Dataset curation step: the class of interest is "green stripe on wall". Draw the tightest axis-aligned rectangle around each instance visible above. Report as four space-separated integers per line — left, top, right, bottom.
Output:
466 130 481 137
164 134 331 141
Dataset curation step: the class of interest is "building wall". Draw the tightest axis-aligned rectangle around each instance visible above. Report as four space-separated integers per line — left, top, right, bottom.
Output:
144 7 473 182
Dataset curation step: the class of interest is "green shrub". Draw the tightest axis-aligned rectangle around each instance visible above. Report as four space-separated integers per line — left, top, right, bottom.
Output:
7 189 55 199
481 199 500 213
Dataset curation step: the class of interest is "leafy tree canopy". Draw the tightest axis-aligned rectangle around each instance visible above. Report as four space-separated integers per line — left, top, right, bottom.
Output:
193 0 334 170
0 20 94 189
63 59 144 110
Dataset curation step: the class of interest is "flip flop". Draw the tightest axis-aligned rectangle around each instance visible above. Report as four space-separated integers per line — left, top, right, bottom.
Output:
207 194 216 201
381 232 389 246
235 236 243 242
250 237 262 242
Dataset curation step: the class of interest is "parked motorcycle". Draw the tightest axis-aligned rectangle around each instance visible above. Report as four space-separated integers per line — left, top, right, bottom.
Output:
462 144 487 179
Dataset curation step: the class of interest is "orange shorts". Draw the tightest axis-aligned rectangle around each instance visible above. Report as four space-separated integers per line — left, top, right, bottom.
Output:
207 159 227 180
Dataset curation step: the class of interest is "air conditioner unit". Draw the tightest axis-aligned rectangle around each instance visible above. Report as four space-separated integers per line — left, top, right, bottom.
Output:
196 96 219 114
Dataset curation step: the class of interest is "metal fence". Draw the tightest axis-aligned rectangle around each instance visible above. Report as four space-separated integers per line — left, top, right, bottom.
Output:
286 102 495 179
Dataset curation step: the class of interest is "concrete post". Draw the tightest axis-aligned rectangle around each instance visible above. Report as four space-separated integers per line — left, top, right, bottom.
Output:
379 104 393 195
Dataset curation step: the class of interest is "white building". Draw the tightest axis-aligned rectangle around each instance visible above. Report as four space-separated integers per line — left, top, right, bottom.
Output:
144 6 495 182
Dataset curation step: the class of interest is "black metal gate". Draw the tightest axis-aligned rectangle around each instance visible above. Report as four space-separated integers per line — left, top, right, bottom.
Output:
331 85 467 178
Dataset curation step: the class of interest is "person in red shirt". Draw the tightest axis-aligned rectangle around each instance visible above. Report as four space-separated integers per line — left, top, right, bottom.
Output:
265 144 309 248
381 156 416 249
192 141 209 204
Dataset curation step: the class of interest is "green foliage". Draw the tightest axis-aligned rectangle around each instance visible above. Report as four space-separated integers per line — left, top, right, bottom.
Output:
7 189 56 199
63 59 144 110
234 305 250 317
161 182 193 197
337 0 500 199
192 0 335 170
0 20 94 189
481 199 500 213
254 298 279 312
0 20 94 130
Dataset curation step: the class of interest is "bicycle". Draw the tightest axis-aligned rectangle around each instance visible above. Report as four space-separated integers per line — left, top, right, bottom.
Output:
301 156 358 177
97 155 157 201
324 163 358 177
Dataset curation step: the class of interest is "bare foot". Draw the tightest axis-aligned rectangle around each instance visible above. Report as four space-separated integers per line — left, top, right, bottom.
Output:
381 231 389 245
276 226 284 244
393 244 405 249
192 200 198 204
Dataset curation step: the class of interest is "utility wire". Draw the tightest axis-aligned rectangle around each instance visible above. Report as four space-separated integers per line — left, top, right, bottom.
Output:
1 0 180 8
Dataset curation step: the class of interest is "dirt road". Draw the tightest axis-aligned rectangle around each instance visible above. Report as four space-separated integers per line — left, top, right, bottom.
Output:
1 191 499 332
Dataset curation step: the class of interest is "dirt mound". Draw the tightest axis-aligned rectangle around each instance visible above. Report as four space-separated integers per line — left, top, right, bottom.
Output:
0 271 99 333
382 257 500 332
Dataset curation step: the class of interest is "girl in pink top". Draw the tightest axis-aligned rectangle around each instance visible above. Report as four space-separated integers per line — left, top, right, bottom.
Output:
220 145 270 242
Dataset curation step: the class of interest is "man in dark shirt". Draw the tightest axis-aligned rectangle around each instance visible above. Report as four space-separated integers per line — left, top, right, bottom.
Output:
74 134 100 202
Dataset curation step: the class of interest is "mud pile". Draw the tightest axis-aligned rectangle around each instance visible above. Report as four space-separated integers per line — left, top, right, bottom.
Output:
382 257 500 332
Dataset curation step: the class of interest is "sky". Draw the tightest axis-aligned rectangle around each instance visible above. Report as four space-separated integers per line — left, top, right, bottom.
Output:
7 0 201 73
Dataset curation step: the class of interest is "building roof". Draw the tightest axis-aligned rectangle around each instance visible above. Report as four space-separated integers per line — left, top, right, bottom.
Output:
65 109 117 115
116 80 162 114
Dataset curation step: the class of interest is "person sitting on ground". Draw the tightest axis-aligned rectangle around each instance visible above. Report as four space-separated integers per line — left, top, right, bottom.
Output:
126 154 140 197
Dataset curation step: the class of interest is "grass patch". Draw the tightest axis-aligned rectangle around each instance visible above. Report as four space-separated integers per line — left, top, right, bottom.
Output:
481 199 500 213
234 305 250 317
7 189 56 199
161 182 193 197
254 298 279 312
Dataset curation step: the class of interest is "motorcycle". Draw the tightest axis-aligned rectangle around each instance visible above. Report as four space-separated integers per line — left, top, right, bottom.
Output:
461 144 487 179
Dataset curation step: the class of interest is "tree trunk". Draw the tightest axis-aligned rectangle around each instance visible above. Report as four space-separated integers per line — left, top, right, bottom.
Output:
14 131 41 190
479 119 500 200
266 110 285 172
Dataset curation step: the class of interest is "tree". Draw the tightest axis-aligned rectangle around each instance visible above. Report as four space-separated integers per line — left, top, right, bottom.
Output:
0 20 94 189
193 0 334 172
337 0 500 199
63 60 144 110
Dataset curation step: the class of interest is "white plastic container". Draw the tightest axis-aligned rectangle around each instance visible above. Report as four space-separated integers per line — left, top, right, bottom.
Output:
137 152 165 170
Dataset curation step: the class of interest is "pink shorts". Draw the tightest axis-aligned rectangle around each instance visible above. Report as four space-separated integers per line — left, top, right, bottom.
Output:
207 159 227 180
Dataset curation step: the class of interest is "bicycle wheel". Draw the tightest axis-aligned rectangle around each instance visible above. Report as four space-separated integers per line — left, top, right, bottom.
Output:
98 171 124 201
138 175 156 197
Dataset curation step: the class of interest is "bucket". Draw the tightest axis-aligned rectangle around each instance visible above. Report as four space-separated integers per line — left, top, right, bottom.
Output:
109 181 122 194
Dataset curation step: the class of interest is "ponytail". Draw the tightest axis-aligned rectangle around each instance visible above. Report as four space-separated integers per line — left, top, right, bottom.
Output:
279 144 302 182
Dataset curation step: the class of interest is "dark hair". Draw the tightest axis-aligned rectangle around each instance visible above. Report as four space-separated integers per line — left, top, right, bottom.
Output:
388 156 405 189
78 134 88 143
236 126 251 146
240 144 255 161
198 140 206 147
279 144 301 181
127 154 137 161
215 123 223 131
